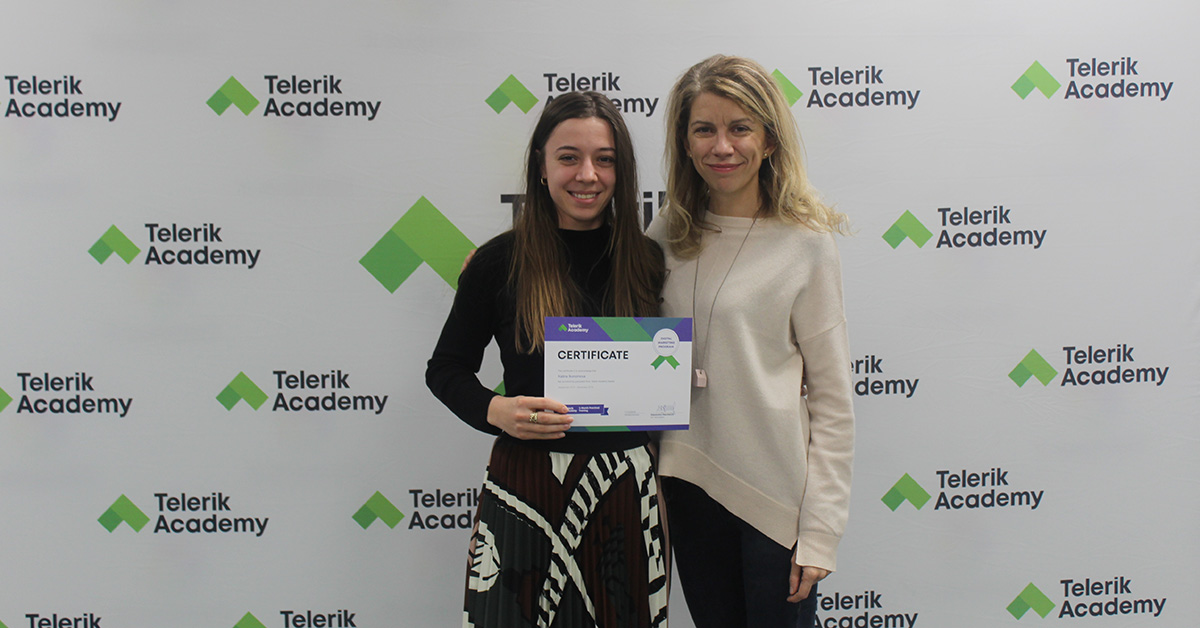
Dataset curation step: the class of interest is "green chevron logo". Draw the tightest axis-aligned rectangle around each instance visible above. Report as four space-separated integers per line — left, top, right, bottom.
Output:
485 75 539 114
772 69 803 107
1007 583 1056 619
233 612 268 628
98 494 150 532
360 196 476 292
0 386 11 413
1009 349 1058 387
208 76 260 115
1012 62 1061 100
883 211 933 249
353 491 405 529
89 225 141 264
881 473 931 511
217 372 269 410
651 356 680 369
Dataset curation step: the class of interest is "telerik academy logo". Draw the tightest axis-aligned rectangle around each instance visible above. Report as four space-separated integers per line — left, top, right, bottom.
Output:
885 206 1046 250
234 612 267 628
209 74 381 120
486 75 539 114
771 69 803 106
98 494 150 532
271 369 389 415
1014 344 1169 388
217 372 269 410
1008 583 1056 619
8 371 132 418
1009 349 1058 387
881 474 931 511
1057 575 1166 619
360 196 476 292
5 74 122 121
1015 58 1174 102
89 225 141 264
1012 62 1061 99
896 468 1043 512
208 77 260 115
805 64 921 110
0 386 11 412
90 223 262 269
882 211 933 249
353 491 405 529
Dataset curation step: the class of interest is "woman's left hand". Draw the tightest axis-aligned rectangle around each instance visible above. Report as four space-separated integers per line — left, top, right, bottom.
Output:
788 563 829 603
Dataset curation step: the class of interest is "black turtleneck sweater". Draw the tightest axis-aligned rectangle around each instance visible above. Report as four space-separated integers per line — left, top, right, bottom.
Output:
426 225 651 453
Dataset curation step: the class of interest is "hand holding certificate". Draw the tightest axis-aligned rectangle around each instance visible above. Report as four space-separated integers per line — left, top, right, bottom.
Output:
544 317 692 431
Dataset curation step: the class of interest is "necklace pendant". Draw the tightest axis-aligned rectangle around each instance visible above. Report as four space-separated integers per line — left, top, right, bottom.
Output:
693 369 708 388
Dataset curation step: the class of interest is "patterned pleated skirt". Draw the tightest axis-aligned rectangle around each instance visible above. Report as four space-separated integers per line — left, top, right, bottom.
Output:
462 437 668 628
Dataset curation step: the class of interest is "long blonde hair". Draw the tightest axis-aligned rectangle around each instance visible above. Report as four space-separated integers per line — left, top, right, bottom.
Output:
512 92 663 352
663 55 849 258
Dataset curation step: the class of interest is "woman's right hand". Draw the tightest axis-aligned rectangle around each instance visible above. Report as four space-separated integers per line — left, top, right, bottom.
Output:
487 395 573 440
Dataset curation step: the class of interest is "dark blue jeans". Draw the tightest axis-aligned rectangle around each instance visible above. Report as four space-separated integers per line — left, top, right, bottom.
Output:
663 477 818 628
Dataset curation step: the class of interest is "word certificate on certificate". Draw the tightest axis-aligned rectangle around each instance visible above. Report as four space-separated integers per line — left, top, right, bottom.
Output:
544 316 691 431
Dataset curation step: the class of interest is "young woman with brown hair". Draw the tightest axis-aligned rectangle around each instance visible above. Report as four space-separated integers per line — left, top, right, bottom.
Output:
427 91 667 628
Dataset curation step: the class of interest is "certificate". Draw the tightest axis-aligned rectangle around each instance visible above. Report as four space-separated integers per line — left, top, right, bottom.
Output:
544 316 691 431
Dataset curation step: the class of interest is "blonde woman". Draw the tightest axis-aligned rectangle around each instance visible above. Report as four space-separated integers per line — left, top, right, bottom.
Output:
648 55 855 627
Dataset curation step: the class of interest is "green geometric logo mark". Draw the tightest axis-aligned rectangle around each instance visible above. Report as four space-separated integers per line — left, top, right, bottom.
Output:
1 618 8 628
1007 583 1056 619
1012 62 1061 100
360 196 476 292
98 494 150 532
772 69 804 107
207 76 260 115
216 372 269 410
0 386 11 413
485 75 539 114
1009 349 1058 387
882 210 933 249
89 225 141 264
233 612 268 628
881 473 931 511
353 491 405 529
594 318 654 342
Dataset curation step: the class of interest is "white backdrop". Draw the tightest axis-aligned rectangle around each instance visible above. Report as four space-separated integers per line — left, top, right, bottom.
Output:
2 1 1197 627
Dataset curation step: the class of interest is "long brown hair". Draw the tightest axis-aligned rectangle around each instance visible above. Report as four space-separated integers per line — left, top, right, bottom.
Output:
512 91 663 352
663 55 849 258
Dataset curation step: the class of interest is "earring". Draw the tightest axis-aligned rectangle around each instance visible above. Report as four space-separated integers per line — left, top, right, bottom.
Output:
540 177 547 185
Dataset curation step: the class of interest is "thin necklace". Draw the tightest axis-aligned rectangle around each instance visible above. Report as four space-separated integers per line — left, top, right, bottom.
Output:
691 214 757 388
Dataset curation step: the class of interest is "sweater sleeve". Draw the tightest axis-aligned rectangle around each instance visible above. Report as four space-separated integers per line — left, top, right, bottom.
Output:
424 241 507 436
791 234 855 572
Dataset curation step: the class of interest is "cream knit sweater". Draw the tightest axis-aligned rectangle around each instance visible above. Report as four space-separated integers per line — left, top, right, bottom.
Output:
648 211 855 571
